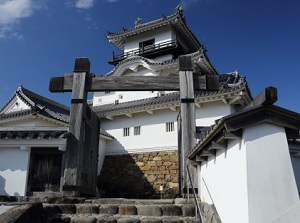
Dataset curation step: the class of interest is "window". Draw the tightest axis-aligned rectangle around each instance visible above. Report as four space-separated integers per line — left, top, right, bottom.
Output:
134 126 141 135
105 91 111 94
139 39 155 52
123 127 130 137
166 122 175 132
119 94 123 99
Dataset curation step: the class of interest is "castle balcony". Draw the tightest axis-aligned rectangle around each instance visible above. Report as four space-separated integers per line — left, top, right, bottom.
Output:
108 40 187 65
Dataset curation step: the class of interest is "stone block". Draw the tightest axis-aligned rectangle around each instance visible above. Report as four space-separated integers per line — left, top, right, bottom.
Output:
140 218 162 223
99 204 119 214
117 217 141 223
97 215 117 223
147 174 157 183
182 204 195 217
163 162 172 167
137 205 163 216
161 217 183 223
0 203 46 223
71 217 97 223
76 205 99 214
148 161 157 166
119 205 137 215
56 204 76 214
162 205 182 216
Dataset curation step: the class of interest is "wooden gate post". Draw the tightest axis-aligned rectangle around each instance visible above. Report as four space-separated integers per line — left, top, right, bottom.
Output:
178 55 196 196
63 58 92 196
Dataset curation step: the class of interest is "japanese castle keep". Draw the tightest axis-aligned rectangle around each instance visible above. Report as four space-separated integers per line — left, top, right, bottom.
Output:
2 6 300 223
93 7 251 198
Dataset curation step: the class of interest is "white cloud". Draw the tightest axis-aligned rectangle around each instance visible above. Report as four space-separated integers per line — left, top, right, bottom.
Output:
74 0 94 9
0 0 40 40
0 0 34 25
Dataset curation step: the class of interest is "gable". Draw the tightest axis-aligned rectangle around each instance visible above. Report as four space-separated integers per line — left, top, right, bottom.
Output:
0 95 30 115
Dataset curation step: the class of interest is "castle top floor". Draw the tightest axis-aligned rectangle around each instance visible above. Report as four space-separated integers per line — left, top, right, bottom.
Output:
106 6 202 65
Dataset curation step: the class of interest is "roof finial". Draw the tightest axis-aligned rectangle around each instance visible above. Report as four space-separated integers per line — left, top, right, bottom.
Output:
176 4 184 14
134 17 142 27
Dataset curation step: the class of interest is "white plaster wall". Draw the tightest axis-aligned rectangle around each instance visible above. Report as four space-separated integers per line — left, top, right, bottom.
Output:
124 27 173 53
98 138 107 175
195 101 234 127
0 147 30 196
290 154 300 194
244 123 299 223
99 101 234 155
101 109 178 154
93 91 161 106
0 118 62 127
200 138 249 223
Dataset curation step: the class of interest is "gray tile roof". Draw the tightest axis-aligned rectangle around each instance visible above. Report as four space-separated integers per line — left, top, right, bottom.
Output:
0 86 114 140
106 7 201 52
0 130 68 140
0 85 70 123
188 104 300 160
93 73 252 117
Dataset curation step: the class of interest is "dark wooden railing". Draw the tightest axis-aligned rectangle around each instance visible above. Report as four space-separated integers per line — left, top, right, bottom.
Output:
111 40 177 62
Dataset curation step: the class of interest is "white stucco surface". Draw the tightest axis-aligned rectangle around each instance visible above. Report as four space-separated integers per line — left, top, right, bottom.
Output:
200 123 300 223
245 123 299 223
200 139 249 223
0 147 30 196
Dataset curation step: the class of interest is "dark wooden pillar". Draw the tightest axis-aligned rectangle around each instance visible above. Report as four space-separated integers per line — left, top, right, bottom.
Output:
178 55 196 196
63 58 92 196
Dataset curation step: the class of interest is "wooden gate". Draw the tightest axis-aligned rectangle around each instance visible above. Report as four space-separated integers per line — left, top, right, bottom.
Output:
49 56 218 197
28 148 63 193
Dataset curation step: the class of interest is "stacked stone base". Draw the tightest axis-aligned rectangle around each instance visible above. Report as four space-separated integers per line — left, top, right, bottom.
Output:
0 197 221 223
98 151 179 199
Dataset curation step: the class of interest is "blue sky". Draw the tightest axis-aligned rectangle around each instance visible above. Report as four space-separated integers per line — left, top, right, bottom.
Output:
0 0 299 112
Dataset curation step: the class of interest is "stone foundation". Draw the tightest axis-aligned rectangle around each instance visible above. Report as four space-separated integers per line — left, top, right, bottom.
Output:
98 150 179 199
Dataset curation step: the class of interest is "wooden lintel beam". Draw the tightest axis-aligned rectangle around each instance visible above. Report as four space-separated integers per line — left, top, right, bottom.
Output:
49 73 219 93
245 86 277 109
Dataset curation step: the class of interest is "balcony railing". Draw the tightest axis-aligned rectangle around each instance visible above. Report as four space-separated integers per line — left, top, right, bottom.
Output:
111 40 177 62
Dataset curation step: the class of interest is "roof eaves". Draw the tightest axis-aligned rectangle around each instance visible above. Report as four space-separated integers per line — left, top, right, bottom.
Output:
188 104 300 159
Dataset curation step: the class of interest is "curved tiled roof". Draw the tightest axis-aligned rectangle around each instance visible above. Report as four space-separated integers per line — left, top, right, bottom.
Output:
93 73 252 117
0 85 70 123
106 7 201 51
103 48 219 77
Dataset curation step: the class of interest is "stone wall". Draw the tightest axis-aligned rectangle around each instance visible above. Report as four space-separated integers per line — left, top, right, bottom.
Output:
98 150 179 199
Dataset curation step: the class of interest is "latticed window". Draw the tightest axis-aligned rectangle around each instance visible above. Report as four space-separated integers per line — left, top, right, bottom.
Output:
123 127 130 137
166 122 175 132
134 126 141 135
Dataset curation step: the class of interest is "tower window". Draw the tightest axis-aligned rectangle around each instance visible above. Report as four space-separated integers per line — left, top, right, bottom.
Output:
139 39 155 52
166 122 175 132
123 127 130 137
134 126 141 135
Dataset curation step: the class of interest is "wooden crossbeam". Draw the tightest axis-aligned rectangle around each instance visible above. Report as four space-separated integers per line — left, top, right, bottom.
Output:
49 73 219 92
245 86 277 109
